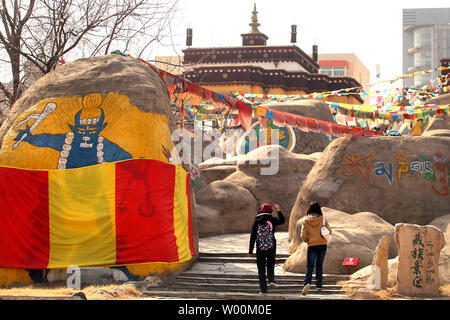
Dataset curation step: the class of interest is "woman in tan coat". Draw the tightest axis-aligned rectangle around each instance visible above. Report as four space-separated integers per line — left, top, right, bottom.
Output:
300 201 332 295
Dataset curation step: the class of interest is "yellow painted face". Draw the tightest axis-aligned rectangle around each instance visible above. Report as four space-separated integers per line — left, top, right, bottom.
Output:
0 92 178 169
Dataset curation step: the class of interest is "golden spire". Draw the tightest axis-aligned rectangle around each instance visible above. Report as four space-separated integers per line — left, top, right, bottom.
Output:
249 3 260 33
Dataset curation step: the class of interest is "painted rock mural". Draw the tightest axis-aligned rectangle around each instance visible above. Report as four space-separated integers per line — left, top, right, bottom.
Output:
236 120 296 155
0 91 175 168
265 100 336 154
0 54 194 287
289 135 450 247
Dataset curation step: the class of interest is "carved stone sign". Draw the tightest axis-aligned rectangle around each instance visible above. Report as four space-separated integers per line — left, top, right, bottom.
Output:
395 223 445 296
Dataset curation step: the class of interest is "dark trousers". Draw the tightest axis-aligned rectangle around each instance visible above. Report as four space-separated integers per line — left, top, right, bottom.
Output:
304 245 327 288
256 246 276 293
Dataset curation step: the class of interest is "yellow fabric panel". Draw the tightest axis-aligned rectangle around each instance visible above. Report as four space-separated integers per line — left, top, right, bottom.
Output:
172 166 192 263
0 268 33 287
125 261 192 277
48 163 116 268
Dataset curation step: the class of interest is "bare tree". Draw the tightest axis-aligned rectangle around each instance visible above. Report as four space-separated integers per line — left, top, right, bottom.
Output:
0 0 35 108
0 0 178 110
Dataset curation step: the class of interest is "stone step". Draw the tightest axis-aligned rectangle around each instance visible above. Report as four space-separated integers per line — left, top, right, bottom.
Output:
137 251 350 300
150 282 343 294
181 272 350 282
174 275 341 285
197 256 287 263
142 290 351 300
198 252 289 264
199 252 290 258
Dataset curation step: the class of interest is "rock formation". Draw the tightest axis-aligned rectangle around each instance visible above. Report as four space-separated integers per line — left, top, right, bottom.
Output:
426 92 450 106
0 54 196 286
423 114 450 133
195 145 318 235
284 207 397 274
195 180 258 237
429 214 450 234
263 99 335 154
369 235 391 289
289 135 450 243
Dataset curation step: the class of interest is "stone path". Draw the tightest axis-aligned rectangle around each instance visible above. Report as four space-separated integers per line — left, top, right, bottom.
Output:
188 232 294 277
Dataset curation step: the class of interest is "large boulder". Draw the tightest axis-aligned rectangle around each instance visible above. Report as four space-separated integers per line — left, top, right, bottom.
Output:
429 215 450 284
195 145 318 235
423 115 450 133
284 207 397 274
426 92 450 105
261 99 335 154
439 232 450 284
199 165 236 185
195 180 258 236
0 54 194 286
224 145 317 230
422 129 450 137
289 135 450 242
429 214 450 234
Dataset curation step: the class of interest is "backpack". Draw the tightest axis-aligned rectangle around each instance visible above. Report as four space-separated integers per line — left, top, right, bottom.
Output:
257 221 274 251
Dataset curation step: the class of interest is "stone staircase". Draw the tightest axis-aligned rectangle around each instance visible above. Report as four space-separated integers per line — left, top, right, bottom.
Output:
138 252 351 300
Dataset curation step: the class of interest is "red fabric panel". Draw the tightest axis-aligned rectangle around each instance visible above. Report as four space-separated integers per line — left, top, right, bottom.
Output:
186 175 195 257
115 159 179 264
237 102 253 130
0 167 49 268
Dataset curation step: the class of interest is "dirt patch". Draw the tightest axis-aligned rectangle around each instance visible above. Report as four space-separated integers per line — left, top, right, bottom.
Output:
338 280 450 300
441 284 450 296
0 283 144 300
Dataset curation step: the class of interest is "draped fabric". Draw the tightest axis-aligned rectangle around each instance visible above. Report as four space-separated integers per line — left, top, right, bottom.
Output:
0 159 194 269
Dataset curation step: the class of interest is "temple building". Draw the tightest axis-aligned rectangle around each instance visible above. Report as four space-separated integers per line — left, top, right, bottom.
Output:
179 4 365 104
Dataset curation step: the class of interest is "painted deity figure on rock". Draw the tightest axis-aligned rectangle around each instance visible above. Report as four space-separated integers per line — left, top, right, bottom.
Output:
13 94 131 169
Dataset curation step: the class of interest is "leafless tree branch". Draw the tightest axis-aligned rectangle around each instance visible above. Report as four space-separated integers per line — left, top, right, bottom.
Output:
0 0 179 109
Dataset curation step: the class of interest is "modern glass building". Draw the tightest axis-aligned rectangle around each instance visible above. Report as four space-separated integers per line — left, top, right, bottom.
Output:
403 8 450 88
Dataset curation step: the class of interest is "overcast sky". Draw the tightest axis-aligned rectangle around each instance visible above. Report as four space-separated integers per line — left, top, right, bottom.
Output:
152 0 450 85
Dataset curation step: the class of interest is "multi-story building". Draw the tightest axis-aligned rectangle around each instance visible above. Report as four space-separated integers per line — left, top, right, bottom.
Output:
316 53 370 103
156 5 365 104
403 8 450 88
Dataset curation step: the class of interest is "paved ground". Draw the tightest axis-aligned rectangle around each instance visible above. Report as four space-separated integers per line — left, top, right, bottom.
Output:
190 232 293 277
199 232 290 254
